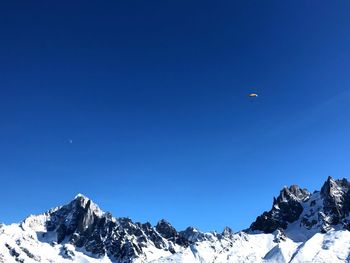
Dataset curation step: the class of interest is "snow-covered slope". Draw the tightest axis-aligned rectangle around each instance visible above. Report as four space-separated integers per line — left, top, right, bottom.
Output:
1 177 350 262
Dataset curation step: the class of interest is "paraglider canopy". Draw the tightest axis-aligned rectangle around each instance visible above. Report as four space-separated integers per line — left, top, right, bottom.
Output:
248 93 258 97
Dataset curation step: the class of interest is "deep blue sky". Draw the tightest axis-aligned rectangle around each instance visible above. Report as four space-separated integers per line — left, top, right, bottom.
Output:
1 1 350 232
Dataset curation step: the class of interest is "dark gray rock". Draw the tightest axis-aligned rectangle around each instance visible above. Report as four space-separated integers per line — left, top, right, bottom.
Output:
250 185 310 233
39 194 199 262
156 219 190 247
221 226 234 238
320 176 350 229
156 219 177 240
250 177 350 234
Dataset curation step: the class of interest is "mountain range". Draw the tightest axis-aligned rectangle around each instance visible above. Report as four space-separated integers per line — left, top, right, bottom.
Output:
1 176 350 262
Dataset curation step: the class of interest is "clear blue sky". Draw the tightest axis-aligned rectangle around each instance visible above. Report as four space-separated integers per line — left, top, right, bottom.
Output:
1 1 350 232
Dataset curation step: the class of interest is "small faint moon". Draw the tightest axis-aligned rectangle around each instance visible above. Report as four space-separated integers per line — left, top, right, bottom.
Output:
69 140 73 144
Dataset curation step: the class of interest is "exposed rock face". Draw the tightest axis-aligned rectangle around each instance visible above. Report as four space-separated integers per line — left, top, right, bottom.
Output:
320 177 350 230
156 219 189 248
47 195 101 245
250 177 350 235
250 185 310 233
16 194 236 262
3 177 350 263
37 177 350 260
156 219 177 241
29 195 220 262
43 195 173 261
221 226 234 238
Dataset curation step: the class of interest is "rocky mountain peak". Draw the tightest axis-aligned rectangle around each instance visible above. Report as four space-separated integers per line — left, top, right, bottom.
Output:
25 195 211 261
222 226 234 238
70 193 103 217
277 185 310 203
156 219 177 240
250 177 350 236
250 184 310 233
319 176 350 228
3 178 350 263
45 195 104 245
320 176 350 198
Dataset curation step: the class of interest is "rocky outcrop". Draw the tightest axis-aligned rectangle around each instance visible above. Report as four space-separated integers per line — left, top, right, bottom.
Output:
9 177 350 262
250 185 310 233
32 195 203 261
250 177 350 235
320 177 350 230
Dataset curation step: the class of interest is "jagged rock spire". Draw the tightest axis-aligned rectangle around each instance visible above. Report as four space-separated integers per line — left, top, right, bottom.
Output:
156 219 177 240
250 177 350 234
222 226 234 238
320 176 350 226
250 185 310 233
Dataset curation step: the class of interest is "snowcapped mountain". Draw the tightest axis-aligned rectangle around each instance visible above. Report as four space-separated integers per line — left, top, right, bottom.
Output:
1 176 350 262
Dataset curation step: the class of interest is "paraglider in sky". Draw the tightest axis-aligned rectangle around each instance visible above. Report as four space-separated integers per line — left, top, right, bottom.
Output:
248 93 258 97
